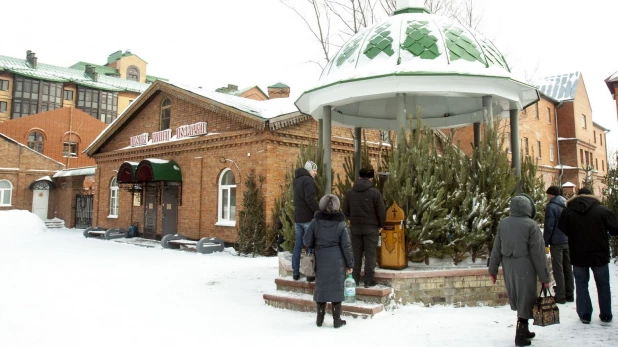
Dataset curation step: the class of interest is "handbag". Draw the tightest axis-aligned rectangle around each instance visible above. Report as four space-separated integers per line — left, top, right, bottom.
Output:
300 251 315 277
532 287 560 326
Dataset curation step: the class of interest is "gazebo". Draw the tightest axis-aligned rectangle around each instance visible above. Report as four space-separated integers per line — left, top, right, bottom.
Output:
295 0 539 193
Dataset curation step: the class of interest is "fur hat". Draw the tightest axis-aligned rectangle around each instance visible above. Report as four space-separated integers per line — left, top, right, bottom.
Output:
577 188 592 195
319 194 340 212
546 185 561 196
359 167 375 178
304 160 318 172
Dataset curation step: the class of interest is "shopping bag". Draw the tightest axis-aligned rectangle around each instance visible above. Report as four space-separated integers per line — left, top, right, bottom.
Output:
532 287 560 326
300 252 315 277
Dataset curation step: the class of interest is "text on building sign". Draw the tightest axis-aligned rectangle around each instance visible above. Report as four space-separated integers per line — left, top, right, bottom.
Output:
130 133 149 147
176 122 208 139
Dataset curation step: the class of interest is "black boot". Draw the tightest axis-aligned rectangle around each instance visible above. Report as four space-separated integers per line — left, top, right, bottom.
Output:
332 302 346 328
519 318 535 339
515 319 531 346
316 303 326 327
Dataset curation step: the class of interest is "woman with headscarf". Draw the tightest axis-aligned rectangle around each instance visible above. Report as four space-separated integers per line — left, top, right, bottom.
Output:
488 194 551 347
303 194 354 328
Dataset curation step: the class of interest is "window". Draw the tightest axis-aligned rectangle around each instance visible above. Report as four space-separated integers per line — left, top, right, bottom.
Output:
0 101 6 113
593 131 596 143
63 142 78 157
549 144 554 162
581 114 586 128
537 141 541 159
0 79 8 91
11 76 62 119
600 134 603 146
547 107 551 124
595 158 599 170
585 151 589 166
109 177 119 217
27 131 44 153
63 90 74 101
381 131 390 144
160 98 171 130
523 137 529 156
535 104 539 119
127 66 140 81
0 180 12 206
217 169 236 225
602 160 605 172
77 87 118 124
580 149 584 165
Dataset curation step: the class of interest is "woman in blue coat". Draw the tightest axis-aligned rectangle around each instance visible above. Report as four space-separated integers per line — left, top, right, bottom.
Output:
304 194 354 328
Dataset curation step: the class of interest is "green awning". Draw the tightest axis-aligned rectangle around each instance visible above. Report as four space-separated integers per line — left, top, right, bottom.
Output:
117 161 139 183
135 159 182 182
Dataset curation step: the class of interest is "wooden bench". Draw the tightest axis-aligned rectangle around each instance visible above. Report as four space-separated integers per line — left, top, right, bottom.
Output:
161 234 224 254
83 227 128 240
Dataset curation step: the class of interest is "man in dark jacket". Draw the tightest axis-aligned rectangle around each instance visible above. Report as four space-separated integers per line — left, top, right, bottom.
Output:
342 168 386 288
292 160 320 281
558 188 618 324
543 185 573 304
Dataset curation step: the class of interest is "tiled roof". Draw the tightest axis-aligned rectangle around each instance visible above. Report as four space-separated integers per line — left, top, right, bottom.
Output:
534 72 580 102
69 61 120 76
0 55 150 93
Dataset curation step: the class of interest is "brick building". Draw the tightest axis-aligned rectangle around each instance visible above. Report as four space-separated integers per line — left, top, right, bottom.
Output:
0 107 107 169
85 80 383 242
454 72 611 195
0 50 165 124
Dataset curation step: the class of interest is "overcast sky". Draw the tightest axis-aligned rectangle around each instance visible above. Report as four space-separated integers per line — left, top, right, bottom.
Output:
2 0 617 154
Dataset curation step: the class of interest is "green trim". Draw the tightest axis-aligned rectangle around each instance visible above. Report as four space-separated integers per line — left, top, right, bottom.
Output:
268 82 289 88
299 71 536 97
394 8 430 15
136 159 182 182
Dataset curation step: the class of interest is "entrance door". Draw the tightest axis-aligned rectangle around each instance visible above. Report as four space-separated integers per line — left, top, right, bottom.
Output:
143 186 158 240
162 186 178 237
32 189 49 220
75 195 94 229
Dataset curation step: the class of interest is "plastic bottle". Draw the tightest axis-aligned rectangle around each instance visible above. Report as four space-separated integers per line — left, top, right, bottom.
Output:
344 274 356 303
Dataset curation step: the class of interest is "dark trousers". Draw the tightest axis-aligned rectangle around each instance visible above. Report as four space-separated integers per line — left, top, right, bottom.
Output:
350 225 379 283
573 265 612 320
550 244 574 301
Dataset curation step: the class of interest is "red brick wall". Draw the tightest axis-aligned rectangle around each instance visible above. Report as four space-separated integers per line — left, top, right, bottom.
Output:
0 107 106 168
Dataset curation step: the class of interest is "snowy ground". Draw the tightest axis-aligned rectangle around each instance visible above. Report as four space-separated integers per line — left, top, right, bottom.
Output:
0 210 615 347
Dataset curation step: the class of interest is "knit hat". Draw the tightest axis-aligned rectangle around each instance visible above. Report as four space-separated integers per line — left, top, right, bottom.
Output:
545 185 561 196
359 167 375 178
518 193 537 219
577 188 592 195
304 160 318 172
319 194 340 212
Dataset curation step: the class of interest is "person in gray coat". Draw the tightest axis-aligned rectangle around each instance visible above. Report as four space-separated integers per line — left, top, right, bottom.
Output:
489 194 551 347
304 194 354 329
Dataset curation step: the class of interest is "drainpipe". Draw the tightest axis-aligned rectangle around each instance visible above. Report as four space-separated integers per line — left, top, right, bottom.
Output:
67 107 74 169
555 102 564 186
196 156 204 239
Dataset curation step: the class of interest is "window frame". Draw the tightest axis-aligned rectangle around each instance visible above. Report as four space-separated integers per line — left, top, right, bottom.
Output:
216 168 237 227
63 142 78 158
27 131 44 153
0 101 7 113
549 144 554 162
523 137 529 157
547 107 551 124
127 66 140 81
0 179 13 206
536 140 542 159
0 79 9 91
63 89 74 101
581 114 587 129
160 98 171 130
109 177 119 218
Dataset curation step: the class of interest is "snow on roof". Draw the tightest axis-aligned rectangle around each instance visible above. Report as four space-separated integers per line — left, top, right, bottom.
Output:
53 166 96 178
534 72 580 102
35 176 53 182
554 165 578 169
562 182 576 187
145 159 170 164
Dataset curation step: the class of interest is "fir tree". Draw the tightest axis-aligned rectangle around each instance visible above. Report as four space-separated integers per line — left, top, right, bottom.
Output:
334 130 374 202
602 153 618 262
520 154 547 224
581 164 595 194
237 169 273 256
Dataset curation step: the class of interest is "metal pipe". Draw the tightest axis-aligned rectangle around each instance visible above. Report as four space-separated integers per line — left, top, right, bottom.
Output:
323 106 332 194
473 122 480 148
510 109 521 193
555 102 564 186
354 127 361 181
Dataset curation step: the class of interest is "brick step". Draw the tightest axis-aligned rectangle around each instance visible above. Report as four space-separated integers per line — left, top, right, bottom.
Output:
263 291 384 318
275 278 392 305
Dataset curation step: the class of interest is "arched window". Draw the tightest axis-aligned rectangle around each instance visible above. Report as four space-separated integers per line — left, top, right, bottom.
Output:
27 131 44 153
0 180 13 206
160 98 171 130
62 132 81 158
109 177 119 217
127 66 140 81
217 169 236 225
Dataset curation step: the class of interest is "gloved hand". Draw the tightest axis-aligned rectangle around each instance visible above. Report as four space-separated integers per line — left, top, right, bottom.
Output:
542 282 550 288
490 274 496 284
545 246 550 254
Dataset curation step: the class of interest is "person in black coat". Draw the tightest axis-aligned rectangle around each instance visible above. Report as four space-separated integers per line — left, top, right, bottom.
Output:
558 188 618 324
304 194 353 328
342 167 386 288
543 185 573 304
292 161 320 281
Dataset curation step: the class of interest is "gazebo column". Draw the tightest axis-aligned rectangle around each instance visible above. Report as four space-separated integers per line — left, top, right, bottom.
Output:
318 119 323 149
509 108 522 194
482 95 493 125
473 122 480 148
323 106 332 194
396 93 407 144
354 127 362 181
